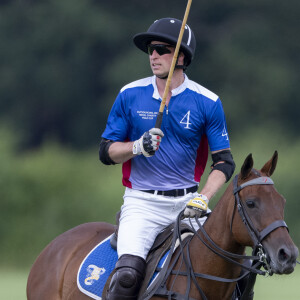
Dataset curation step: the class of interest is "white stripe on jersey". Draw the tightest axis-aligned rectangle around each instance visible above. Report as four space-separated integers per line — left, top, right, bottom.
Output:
120 75 219 103
120 77 152 93
187 80 219 102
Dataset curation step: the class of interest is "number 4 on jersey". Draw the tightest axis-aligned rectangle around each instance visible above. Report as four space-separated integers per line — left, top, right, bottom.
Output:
222 125 229 140
180 110 192 129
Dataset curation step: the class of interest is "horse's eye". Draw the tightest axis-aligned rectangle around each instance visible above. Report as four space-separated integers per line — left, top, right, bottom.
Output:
246 200 255 208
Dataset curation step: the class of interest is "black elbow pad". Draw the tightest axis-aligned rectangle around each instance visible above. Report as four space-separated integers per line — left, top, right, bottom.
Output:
99 138 116 165
211 150 236 182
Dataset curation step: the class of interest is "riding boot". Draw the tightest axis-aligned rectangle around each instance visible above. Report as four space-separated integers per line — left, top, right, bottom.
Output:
239 274 255 300
237 260 255 300
106 254 146 300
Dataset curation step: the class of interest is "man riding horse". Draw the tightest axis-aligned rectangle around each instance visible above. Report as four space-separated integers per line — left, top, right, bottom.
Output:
99 17 235 300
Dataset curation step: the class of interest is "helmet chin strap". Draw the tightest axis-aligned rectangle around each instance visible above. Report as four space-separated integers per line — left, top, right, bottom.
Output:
157 58 186 79
157 64 186 79
157 74 169 80
156 53 186 79
175 64 186 70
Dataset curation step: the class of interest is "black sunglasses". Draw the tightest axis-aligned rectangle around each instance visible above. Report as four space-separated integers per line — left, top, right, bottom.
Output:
147 44 173 56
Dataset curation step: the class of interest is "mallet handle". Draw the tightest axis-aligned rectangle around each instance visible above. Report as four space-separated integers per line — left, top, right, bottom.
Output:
155 0 192 129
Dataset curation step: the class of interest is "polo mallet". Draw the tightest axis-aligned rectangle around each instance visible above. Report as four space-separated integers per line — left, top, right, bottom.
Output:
154 0 193 129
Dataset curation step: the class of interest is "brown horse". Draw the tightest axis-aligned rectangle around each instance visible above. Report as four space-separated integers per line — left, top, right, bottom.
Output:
27 152 299 300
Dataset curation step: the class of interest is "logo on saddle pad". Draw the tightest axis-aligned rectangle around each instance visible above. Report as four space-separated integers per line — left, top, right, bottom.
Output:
84 264 106 286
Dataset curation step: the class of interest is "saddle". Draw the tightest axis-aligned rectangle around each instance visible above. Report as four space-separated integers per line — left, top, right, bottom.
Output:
102 212 194 299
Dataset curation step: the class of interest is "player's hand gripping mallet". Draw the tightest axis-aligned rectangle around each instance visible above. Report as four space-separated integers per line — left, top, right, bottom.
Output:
154 0 192 129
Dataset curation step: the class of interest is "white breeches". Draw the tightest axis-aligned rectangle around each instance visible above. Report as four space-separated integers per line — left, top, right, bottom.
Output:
117 187 210 259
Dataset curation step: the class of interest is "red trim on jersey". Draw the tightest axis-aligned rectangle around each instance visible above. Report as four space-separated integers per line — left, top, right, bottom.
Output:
122 159 132 188
194 135 209 182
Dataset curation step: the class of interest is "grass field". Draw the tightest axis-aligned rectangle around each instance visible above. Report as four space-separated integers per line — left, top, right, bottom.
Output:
0 266 299 299
0 269 28 300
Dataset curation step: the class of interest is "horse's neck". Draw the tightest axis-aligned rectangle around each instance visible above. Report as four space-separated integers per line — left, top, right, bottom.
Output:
191 183 245 273
204 183 242 252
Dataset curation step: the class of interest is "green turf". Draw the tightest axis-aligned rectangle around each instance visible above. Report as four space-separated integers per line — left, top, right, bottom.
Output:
0 269 28 300
0 267 299 299
255 267 300 300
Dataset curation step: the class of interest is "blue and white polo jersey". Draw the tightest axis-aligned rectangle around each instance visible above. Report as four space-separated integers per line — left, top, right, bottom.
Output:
102 75 230 191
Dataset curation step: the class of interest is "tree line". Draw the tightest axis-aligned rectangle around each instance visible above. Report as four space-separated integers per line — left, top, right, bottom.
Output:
0 0 299 149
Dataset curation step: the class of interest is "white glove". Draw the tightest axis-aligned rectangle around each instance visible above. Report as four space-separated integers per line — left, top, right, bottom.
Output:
132 128 164 157
184 194 209 218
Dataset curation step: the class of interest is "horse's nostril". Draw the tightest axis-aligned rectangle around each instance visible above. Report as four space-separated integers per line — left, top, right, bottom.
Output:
278 248 290 262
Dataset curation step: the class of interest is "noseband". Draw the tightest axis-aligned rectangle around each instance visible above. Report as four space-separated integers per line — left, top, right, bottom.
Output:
233 174 288 273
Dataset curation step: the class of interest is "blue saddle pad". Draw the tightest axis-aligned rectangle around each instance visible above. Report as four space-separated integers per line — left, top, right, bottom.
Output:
77 234 170 299
77 234 118 299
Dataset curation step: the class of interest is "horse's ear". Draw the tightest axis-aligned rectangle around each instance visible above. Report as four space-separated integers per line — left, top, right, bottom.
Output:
260 151 278 176
240 153 253 180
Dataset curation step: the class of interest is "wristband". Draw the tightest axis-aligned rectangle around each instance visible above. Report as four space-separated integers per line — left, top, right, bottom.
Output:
133 140 142 155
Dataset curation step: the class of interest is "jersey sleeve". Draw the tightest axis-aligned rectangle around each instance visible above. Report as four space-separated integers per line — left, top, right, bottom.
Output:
205 98 230 151
101 92 129 141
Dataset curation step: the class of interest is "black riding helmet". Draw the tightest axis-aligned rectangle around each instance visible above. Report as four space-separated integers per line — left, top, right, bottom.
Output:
133 18 196 69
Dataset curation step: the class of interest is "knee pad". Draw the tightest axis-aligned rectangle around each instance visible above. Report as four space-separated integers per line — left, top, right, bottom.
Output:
111 267 139 291
106 254 146 300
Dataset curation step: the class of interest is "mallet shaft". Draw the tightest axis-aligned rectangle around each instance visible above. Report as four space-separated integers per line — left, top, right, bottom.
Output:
155 0 192 129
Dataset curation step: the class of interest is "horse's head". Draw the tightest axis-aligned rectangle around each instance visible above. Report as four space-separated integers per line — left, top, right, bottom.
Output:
232 151 299 275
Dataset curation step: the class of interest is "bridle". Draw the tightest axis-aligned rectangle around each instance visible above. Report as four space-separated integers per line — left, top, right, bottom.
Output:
143 174 290 300
232 174 289 273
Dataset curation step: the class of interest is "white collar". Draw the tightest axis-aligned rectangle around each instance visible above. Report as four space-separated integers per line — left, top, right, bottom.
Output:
152 74 188 100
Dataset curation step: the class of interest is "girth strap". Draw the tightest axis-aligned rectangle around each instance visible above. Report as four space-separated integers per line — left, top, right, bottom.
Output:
154 286 198 300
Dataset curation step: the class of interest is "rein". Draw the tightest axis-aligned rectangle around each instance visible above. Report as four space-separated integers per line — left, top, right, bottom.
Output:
149 174 290 300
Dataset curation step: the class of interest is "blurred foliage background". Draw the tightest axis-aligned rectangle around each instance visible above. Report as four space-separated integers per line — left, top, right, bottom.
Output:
0 0 299 278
